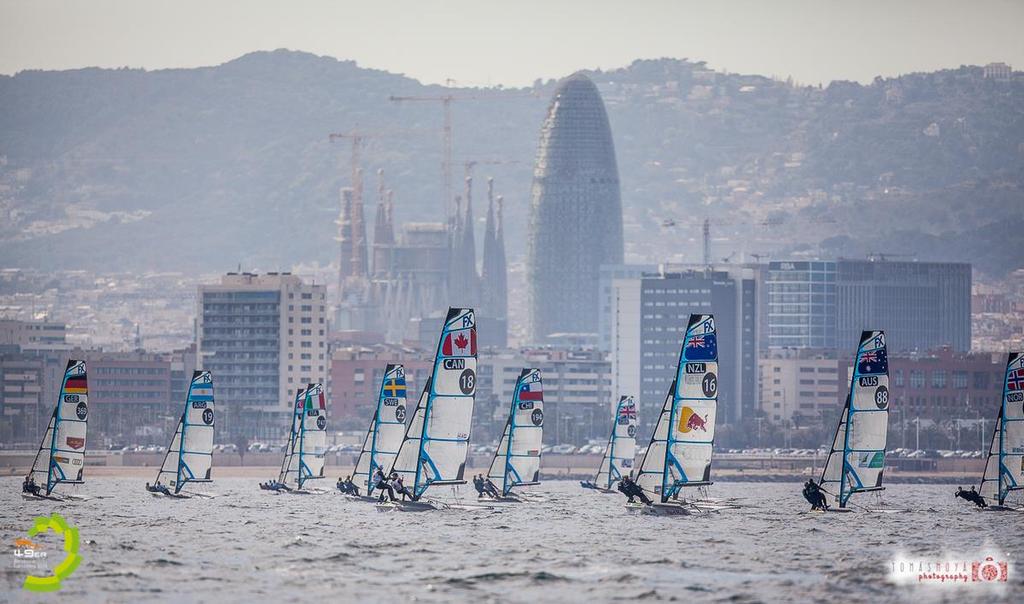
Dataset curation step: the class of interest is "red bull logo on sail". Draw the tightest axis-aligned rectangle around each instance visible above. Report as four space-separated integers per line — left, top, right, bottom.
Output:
678 406 708 433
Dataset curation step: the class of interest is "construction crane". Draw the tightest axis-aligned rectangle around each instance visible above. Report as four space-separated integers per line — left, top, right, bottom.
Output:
328 131 373 197
390 88 538 219
463 159 522 179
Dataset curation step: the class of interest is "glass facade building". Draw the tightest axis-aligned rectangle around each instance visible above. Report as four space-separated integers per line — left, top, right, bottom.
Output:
765 261 837 349
528 73 623 341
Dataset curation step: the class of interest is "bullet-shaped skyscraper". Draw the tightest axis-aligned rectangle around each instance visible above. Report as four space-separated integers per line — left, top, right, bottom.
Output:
528 73 624 341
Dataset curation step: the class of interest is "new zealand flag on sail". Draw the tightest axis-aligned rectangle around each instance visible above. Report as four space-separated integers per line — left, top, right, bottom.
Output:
685 333 717 361
858 347 888 375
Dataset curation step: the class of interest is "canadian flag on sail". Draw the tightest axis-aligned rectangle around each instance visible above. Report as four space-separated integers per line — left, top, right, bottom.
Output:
442 328 477 357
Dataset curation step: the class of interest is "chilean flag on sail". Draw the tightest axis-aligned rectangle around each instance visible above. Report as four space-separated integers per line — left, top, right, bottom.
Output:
442 328 476 357
519 382 543 401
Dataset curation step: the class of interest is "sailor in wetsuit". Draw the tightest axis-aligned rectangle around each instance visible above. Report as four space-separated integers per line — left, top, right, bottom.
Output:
23 475 41 496
802 479 829 511
955 486 987 508
373 467 396 502
482 477 502 499
146 481 171 496
345 476 360 496
391 473 413 501
617 475 653 505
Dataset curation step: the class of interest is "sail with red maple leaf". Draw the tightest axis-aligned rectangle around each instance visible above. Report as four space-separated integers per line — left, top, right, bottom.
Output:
386 308 478 501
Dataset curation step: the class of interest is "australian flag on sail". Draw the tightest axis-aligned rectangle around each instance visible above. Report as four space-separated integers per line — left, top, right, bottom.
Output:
858 347 888 375
685 333 717 361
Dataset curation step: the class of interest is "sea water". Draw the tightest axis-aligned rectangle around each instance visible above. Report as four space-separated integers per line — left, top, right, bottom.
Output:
2 478 1021 602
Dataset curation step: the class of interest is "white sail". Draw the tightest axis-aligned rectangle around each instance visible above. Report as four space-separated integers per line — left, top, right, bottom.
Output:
819 330 889 508
594 396 638 490
296 383 327 488
636 314 718 502
979 352 1024 505
487 368 544 496
156 371 215 494
388 308 477 500
278 387 305 485
354 364 408 494
30 360 88 496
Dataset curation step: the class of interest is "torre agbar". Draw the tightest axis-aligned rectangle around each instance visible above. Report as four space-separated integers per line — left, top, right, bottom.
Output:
527 73 624 342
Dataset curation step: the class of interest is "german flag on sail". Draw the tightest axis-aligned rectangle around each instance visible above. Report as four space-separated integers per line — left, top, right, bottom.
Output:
64 376 88 394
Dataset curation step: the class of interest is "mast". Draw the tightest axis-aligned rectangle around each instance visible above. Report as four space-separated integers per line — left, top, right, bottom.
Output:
487 368 544 496
30 360 89 497
981 352 1024 506
156 371 214 494
355 364 407 495
661 314 717 501
388 308 477 500
278 387 305 485
297 383 327 489
594 395 637 490
821 331 889 508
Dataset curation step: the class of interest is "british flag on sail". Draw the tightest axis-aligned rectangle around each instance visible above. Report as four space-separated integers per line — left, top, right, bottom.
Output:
442 327 477 357
617 401 637 424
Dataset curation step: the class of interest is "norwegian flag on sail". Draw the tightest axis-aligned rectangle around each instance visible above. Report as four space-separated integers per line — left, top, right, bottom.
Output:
1008 368 1024 391
442 327 476 357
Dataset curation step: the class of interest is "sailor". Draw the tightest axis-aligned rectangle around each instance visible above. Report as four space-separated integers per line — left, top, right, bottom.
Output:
955 486 987 508
473 474 486 498
345 475 360 496
336 477 348 493
483 477 501 499
392 473 413 501
617 475 652 505
153 481 171 496
374 468 396 502
803 480 828 511
23 475 41 496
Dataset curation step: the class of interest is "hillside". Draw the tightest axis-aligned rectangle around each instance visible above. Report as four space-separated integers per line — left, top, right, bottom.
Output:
0 50 1021 276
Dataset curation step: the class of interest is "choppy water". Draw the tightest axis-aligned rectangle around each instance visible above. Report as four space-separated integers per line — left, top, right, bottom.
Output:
2 478 1022 603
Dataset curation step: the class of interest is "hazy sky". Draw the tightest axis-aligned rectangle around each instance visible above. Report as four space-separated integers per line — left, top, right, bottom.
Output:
1 0 1022 87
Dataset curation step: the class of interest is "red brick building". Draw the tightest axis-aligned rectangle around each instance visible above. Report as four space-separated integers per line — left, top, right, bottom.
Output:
839 347 1007 424
328 345 432 429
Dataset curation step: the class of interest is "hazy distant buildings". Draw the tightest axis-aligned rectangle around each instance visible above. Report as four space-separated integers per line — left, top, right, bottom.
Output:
0 318 69 352
478 347 612 445
836 259 971 353
337 170 508 347
528 73 624 342
611 266 758 434
197 272 327 439
758 349 840 426
764 261 837 350
764 259 971 354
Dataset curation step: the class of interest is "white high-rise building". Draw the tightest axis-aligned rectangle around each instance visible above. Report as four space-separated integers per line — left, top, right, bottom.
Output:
197 272 327 440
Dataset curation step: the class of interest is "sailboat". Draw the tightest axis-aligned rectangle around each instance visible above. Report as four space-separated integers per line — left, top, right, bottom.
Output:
484 368 544 501
977 352 1024 510
352 364 407 500
381 308 477 511
581 395 638 493
276 383 328 494
24 360 89 501
816 330 892 512
632 314 719 515
149 370 215 498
